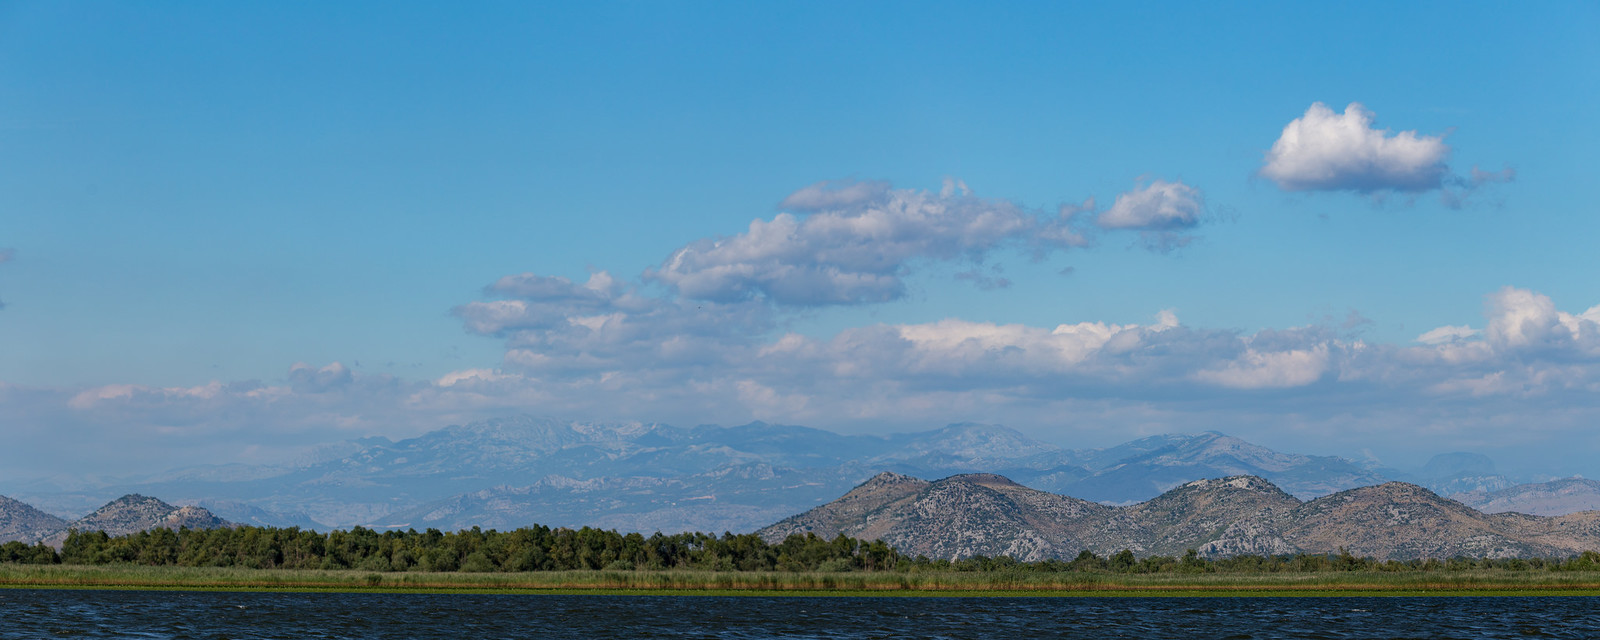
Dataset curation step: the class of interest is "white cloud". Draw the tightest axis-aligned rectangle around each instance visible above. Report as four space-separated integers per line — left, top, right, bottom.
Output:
1416 325 1479 345
1394 288 1600 400
1482 286 1600 355
1096 180 1203 230
1193 345 1330 389
1095 179 1205 253
645 179 1089 306
894 318 1148 372
777 179 891 212
1260 102 1450 193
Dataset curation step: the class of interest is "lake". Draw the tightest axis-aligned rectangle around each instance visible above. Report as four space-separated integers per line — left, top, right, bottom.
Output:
1 589 1596 639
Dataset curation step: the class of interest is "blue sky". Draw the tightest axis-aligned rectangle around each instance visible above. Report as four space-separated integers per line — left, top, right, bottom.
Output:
1 1 1597 480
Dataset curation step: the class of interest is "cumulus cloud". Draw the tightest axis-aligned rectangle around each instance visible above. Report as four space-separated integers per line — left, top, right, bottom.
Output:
1095 180 1204 252
1481 287 1600 355
1097 180 1203 230
454 274 1600 430
1383 287 1600 401
447 180 1597 430
645 179 1089 306
1260 102 1451 193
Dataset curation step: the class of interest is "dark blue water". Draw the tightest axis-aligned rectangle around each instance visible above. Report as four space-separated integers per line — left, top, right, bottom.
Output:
1 589 1595 639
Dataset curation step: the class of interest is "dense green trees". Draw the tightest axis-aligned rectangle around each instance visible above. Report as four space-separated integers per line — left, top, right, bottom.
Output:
8 526 1600 575
48 525 902 573
0 541 59 564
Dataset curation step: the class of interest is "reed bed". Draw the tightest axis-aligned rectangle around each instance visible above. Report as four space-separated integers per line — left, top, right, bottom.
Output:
4 564 1600 596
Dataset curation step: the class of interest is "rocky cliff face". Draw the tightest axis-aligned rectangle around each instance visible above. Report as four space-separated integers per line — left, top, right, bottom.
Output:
0 495 68 544
759 473 1600 561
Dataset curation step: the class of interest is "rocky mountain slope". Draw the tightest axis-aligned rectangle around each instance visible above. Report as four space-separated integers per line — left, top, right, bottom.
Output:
760 473 1600 561
1453 478 1600 517
37 494 232 547
0 495 68 544
1283 483 1568 559
1117 476 1301 557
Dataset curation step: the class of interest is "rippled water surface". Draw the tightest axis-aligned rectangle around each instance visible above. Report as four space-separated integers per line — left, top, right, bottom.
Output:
2 589 1597 639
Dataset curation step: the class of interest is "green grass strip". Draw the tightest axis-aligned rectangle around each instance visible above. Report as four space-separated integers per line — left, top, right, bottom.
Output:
4 564 1600 597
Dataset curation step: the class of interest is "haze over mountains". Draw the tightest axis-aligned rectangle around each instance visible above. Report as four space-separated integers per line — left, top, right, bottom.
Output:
2 415 1593 536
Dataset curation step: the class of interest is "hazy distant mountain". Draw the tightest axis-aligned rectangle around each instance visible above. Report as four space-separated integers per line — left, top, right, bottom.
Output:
370 463 870 534
760 472 1600 561
874 422 1063 466
0 495 68 544
0 415 1490 535
1453 478 1600 517
188 500 324 530
1007 431 1387 503
1412 452 1514 496
37 494 232 547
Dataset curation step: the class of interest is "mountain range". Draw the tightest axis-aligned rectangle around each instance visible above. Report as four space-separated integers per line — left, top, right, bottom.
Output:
3 415 1593 535
10 475 1598 562
759 472 1600 561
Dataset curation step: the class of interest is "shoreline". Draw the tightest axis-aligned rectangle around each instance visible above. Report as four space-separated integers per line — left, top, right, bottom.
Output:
4 565 1600 597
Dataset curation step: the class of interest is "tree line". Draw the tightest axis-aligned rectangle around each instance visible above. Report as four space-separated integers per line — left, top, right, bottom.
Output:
4 527 1600 574
43 526 901 572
